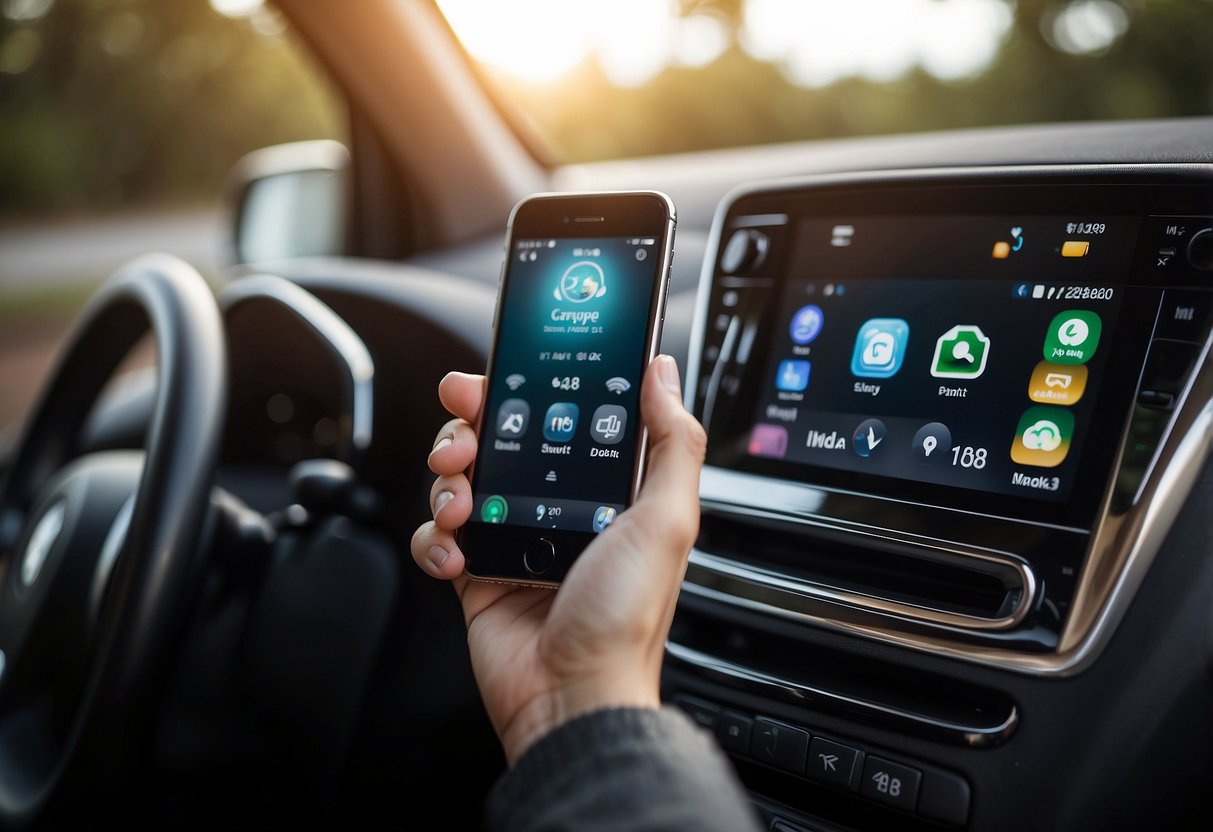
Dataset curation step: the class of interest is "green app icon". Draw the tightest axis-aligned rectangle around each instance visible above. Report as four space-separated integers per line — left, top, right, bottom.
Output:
931 325 991 379
1043 310 1102 365
480 495 508 524
1011 406 1075 467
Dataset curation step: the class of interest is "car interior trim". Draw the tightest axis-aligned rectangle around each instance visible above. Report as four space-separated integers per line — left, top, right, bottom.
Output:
699 466 1090 534
687 516 1038 631
664 640 1019 747
682 163 1213 677
220 275 376 457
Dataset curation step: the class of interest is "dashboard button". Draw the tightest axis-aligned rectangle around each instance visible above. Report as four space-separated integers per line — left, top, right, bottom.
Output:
1136 389 1175 410
918 767 972 826
1154 290 1212 344
522 538 555 575
860 756 921 812
672 694 720 730
806 737 862 790
750 718 809 775
716 711 753 754
1139 340 1199 396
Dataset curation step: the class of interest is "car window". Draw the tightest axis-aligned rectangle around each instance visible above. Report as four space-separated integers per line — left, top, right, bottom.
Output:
435 0 1213 163
0 0 342 433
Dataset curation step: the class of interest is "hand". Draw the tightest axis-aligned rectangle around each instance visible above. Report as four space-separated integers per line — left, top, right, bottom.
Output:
410 355 706 764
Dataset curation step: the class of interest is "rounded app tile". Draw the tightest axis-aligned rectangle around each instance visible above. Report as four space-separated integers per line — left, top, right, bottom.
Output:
911 422 953 463
852 418 887 458
1010 406 1075 467
790 304 824 345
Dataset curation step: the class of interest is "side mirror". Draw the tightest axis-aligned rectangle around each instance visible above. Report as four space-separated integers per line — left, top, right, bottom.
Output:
226 140 349 266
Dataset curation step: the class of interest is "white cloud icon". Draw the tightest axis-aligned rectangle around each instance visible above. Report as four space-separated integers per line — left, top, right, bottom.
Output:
1021 419 1063 452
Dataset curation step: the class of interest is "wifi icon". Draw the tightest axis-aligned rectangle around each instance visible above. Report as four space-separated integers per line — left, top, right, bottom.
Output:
505 374 526 391
605 377 631 395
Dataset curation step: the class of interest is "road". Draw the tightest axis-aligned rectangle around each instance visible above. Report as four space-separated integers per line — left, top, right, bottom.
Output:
0 206 224 433
0 206 225 292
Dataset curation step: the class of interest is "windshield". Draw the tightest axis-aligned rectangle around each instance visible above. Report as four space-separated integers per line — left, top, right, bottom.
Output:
435 0 1213 163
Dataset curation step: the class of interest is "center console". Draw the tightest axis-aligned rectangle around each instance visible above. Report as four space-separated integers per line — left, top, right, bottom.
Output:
662 166 1213 828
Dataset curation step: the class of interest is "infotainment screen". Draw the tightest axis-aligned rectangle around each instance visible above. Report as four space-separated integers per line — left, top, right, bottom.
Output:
746 215 1130 505
697 176 1213 530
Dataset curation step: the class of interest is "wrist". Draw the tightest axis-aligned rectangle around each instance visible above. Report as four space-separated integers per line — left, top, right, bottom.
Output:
499 677 661 765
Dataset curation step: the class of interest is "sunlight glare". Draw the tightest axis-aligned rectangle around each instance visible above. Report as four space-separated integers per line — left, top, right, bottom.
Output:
437 0 595 84
437 0 696 87
210 0 264 19
1046 1 1129 56
740 0 1013 87
675 13 730 69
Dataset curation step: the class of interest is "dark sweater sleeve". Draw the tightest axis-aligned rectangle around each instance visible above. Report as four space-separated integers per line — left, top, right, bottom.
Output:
486 706 764 832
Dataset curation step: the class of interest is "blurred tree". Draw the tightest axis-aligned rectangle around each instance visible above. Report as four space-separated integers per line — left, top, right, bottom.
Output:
2 0 1211 215
0 0 340 216
491 0 1213 163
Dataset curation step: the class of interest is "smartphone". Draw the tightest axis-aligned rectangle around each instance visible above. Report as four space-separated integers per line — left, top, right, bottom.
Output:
460 191 677 585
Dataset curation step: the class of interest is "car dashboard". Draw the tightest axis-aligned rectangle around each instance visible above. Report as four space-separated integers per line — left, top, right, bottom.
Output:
55 120 1213 830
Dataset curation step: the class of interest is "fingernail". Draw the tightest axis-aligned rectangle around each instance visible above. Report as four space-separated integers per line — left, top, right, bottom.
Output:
659 355 682 394
431 435 453 455
434 490 454 516
427 545 450 572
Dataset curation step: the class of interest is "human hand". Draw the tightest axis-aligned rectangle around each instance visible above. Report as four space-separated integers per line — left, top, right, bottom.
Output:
410 355 706 764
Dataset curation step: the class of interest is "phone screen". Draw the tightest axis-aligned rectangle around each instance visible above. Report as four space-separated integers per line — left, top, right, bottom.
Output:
469 233 666 540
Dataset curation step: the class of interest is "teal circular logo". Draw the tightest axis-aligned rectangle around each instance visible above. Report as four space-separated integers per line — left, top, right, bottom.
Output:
555 261 606 303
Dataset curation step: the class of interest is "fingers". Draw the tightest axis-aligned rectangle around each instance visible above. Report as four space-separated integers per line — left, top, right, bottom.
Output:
438 371 486 426
429 417 478 476
430 473 472 530
413 372 484 587
625 355 706 556
410 520 468 581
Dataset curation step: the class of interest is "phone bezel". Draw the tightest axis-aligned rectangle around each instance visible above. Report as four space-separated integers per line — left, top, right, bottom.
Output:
460 190 677 585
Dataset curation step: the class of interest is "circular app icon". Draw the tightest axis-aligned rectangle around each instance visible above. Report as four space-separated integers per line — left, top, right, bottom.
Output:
555 261 606 303
911 422 953 464
852 418 887 458
480 495 508 524
593 506 617 533
790 304 824 345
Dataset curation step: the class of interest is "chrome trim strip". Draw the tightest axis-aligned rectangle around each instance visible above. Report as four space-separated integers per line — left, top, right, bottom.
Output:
731 213 789 228
221 274 376 459
700 466 1087 534
682 163 1213 676
688 521 1036 630
700 315 741 432
664 640 1017 747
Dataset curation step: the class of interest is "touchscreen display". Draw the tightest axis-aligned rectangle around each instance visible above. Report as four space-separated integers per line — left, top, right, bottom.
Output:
744 215 1134 504
470 235 660 534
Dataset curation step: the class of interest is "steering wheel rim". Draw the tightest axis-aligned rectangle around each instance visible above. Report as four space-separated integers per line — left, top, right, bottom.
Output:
0 254 225 825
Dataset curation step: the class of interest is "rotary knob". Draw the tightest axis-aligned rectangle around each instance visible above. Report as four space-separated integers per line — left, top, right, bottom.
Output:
720 229 769 275
1187 228 1213 271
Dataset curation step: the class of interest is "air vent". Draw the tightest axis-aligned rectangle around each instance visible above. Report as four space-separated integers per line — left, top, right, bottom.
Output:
693 510 1034 629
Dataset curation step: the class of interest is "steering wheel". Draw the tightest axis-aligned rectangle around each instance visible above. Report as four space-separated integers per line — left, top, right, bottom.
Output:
0 254 225 825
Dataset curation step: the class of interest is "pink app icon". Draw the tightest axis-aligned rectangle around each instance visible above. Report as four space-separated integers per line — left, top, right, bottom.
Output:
748 424 789 459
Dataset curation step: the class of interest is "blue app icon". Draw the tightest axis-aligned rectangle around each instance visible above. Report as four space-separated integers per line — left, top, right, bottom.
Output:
851 318 909 378
789 304 824 345
776 360 811 392
543 402 579 442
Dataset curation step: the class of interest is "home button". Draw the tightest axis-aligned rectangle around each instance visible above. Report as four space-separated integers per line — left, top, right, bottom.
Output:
523 538 556 575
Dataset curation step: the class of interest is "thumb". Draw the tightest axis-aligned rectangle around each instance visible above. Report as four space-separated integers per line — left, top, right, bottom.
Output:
623 355 707 556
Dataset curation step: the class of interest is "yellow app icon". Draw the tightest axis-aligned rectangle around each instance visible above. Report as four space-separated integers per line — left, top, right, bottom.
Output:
1011 406 1074 468
1027 361 1087 406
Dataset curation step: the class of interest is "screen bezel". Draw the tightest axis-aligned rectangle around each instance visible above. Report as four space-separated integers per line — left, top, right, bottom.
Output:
695 171 1213 531
461 190 676 584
